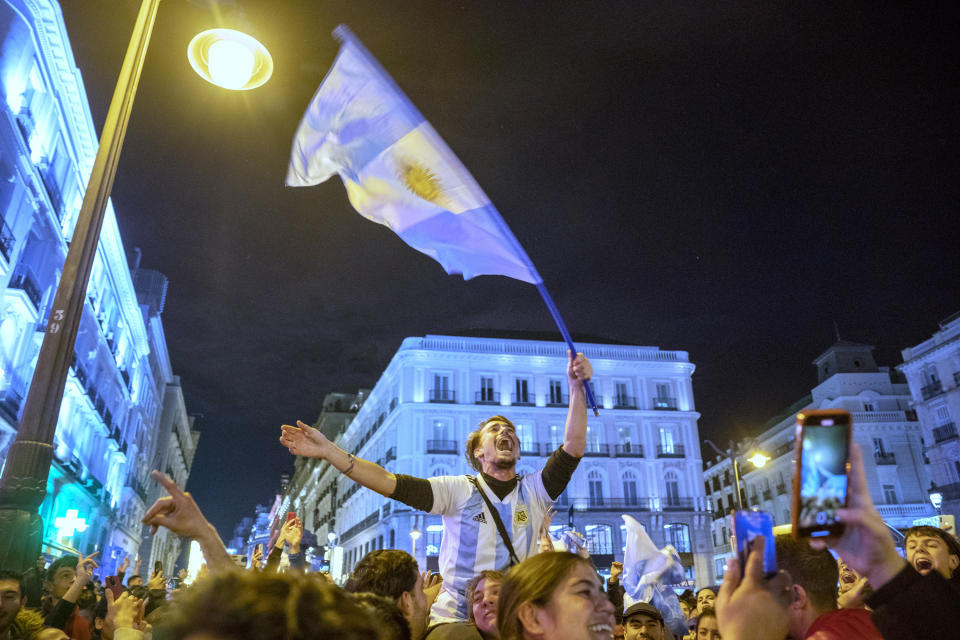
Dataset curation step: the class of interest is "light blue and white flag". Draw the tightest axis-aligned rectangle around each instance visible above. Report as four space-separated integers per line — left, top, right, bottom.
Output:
287 25 542 285
621 514 688 638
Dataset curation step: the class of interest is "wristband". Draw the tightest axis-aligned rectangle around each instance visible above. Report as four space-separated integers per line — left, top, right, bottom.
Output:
343 452 355 475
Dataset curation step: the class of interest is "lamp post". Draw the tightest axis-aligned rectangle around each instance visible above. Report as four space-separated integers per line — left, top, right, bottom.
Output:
409 526 421 558
704 439 771 512
0 1 271 570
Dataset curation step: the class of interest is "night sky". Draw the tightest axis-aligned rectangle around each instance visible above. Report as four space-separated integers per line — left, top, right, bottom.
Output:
58 1 959 536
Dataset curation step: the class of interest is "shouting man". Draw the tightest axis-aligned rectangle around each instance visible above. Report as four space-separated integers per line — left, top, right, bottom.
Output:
280 351 591 622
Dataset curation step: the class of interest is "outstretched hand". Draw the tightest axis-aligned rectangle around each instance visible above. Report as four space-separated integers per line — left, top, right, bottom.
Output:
141 470 211 538
74 550 98 587
279 420 330 458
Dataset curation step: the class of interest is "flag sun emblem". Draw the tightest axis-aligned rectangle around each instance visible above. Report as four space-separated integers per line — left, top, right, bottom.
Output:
397 159 447 206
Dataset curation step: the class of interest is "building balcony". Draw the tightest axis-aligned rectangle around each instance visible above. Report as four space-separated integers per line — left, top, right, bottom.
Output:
762 489 773 501
874 451 896 465
546 393 568 407
0 218 15 263
921 382 944 400
383 447 396 464
613 395 637 410
510 393 535 406
933 482 960 500
581 497 651 511
426 439 458 454
429 389 456 403
776 483 787 496
9 266 43 310
714 509 728 521
662 497 695 511
614 443 644 457
652 396 678 410
933 422 958 443
656 444 685 458
583 443 610 457
475 391 500 405
520 442 540 456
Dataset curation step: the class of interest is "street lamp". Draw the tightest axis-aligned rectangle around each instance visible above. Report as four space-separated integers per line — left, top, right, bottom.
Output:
409 526 421 557
704 439 771 512
187 29 273 90
0 0 270 570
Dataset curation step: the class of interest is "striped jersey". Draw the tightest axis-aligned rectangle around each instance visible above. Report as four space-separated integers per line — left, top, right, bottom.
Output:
427 471 553 623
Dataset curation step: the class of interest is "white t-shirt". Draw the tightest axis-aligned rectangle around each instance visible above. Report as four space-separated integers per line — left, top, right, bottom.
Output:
427 472 554 623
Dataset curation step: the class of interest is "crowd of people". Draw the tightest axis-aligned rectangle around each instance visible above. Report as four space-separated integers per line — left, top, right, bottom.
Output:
2 353 959 639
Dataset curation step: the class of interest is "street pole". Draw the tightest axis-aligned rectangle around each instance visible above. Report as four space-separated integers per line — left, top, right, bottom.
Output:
0 0 161 571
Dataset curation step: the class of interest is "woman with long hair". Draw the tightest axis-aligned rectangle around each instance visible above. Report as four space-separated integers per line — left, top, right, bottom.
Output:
497 552 615 640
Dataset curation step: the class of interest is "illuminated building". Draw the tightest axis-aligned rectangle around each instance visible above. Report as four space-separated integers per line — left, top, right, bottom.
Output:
0 0 194 573
282 334 715 586
898 311 960 523
703 340 935 578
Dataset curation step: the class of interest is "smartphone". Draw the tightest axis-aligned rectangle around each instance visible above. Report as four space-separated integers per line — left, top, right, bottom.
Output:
792 409 852 539
153 560 163 576
105 575 123 599
732 510 777 578
286 511 297 523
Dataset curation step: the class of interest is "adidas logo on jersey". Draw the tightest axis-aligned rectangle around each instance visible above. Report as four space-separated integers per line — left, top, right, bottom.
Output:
472 512 487 524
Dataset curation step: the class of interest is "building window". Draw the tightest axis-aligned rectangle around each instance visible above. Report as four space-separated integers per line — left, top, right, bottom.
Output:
872 437 886 456
712 476 721 491
478 376 497 403
431 374 454 402
588 470 605 506
882 484 898 505
584 523 613 555
623 470 639 506
664 523 691 553
614 381 634 408
515 422 534 454
549 424 563 450
513 378 532 405
548 379 565 405
664 472 680 506
426 524 443 557
659 427 675 454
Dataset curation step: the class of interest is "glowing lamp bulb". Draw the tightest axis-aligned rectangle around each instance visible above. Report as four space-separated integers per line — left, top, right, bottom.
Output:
747 452 770 468
188 29 273 91
208 39 255 90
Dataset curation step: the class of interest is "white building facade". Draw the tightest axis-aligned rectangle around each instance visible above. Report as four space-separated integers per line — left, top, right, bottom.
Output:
283 334 714 586
0 0 193 574
703 341 935 578
898 311 960 523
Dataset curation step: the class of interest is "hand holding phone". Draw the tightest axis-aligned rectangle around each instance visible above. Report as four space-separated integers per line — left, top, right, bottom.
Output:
792 409 852 539
732 510 777 579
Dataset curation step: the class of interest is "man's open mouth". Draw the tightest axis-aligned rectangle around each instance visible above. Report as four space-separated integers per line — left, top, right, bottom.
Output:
496 438 514 452
915 557 933 572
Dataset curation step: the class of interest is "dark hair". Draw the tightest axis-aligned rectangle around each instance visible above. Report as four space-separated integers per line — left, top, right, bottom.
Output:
344 550 418 601
774 535 838 612
465 570 505 623
695 607 716 633
45 555 78 583
0 569 24 597
497 552 594 640
165 571 378 640
465 415 516 472
348 592 411 640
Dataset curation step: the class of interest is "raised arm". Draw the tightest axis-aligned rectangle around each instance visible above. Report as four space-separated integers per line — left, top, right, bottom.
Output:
141 470 234 575
279 420 398 496
562 352 592 457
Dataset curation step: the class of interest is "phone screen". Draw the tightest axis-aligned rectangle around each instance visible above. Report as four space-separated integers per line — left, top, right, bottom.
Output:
733 510 777 578
796 412 850 537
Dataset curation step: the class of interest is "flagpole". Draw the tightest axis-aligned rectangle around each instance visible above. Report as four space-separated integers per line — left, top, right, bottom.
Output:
535 283 600 416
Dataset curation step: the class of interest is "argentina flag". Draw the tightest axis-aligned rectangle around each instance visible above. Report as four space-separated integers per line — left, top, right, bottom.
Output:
287 25 542 285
